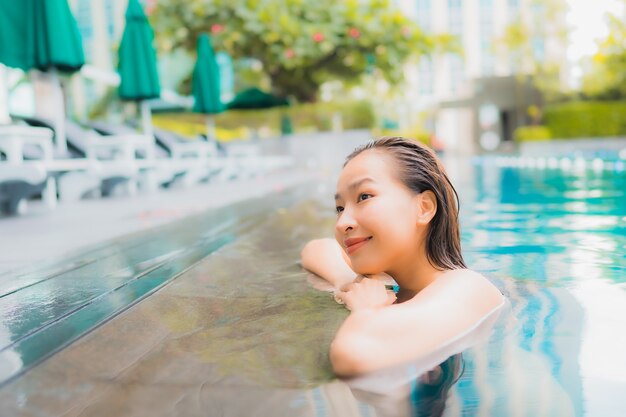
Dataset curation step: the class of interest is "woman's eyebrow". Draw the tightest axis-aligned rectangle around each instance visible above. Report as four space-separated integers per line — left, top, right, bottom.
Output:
334 177 375 200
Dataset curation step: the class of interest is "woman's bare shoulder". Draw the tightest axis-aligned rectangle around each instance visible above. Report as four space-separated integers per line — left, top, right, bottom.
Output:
417 269 505 313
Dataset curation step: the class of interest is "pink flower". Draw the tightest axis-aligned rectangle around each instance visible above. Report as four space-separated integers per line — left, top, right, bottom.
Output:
145 0 157 15
312 32 324 43
348 27 360 39
285 49 296 58
211 24 224 34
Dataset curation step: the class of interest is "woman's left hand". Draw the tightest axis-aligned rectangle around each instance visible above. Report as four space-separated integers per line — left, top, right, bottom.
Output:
334 276 397 311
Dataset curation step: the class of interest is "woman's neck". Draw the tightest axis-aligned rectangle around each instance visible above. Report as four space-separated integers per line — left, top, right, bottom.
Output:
387 245 444 298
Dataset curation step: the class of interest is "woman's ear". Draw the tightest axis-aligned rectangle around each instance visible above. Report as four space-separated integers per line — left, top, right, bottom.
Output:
417 191 437 225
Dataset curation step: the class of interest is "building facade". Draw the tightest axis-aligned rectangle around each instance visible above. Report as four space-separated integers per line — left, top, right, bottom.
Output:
395 0 568 153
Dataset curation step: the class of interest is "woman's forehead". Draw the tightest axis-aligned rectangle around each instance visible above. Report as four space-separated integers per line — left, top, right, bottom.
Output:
337 150 398 189
344 149 395 173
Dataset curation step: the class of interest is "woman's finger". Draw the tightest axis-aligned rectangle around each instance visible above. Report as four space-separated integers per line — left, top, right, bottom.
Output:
333 291 346 305
354 275 367 283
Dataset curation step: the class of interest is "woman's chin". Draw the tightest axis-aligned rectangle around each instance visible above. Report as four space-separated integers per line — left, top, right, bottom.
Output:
352 264 385 276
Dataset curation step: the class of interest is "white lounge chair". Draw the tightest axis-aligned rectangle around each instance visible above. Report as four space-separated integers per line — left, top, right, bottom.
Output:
0 125 57 214
14 117 143 200
88 121 225 186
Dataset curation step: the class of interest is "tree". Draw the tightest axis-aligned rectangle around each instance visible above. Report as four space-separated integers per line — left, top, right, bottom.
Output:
581 6 626 100
151 0 438 102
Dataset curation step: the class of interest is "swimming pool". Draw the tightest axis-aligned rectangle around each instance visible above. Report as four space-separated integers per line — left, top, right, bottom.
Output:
0 148 624 416
452 155 626 417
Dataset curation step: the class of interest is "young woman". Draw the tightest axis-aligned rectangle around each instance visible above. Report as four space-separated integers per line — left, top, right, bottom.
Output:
301 136 504 377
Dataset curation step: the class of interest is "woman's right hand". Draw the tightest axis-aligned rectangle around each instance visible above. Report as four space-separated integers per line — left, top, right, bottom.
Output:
335 275 397 311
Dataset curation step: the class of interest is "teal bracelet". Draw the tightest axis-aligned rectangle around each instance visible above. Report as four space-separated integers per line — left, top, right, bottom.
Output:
385 284 401 293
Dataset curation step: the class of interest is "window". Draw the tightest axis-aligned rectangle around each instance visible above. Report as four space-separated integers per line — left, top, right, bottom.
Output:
479 0 495 76
448 0 463 35
532 38 545 60
418 59 434 95
76 0 93 60
104 0 115 39
507 0 521 21
415 0 432 33
449 55 465 93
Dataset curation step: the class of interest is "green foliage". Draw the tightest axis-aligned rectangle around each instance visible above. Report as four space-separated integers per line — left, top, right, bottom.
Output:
374 122 433 147
543 101 626 138
513 125 552 142
581 8 626 99
154 100 375 138
217 100 375 132
151 0 436 102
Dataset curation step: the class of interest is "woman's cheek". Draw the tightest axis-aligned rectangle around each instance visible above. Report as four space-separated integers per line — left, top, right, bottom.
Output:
350 247 386 275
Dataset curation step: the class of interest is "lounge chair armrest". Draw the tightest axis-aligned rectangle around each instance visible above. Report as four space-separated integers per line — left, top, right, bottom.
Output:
109 134 153 145
170 142 217 159
0 126 54 162
84 134 136 160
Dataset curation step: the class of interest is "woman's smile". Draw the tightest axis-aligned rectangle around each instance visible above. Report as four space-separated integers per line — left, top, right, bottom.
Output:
344 236 372 254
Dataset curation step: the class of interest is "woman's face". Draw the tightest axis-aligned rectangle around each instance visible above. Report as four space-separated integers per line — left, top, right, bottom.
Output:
334 150 423 275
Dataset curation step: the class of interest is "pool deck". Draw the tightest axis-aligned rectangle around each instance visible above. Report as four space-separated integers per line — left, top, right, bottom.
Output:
0 167 316 276
0 131 369 276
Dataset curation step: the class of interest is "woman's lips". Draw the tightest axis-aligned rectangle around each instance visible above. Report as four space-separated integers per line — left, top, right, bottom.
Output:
344 237 372 255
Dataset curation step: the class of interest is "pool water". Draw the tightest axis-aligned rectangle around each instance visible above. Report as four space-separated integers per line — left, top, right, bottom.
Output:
448 156 626 417
0 153 624 416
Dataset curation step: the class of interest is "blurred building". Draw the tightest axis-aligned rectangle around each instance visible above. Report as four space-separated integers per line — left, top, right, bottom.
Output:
67 0 126 118
395 0 569 153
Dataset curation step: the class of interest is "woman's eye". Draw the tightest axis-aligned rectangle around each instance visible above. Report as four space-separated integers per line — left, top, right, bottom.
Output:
335 206 344 214
358 193 372 202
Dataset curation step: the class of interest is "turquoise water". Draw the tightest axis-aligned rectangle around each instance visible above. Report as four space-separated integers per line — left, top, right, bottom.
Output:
463 157 625 284
444 156 626 417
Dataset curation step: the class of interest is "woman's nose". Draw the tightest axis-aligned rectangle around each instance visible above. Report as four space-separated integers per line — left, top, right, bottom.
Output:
335 210 356 234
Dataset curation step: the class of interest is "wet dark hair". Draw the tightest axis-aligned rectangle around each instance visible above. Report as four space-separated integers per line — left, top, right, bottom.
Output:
411 354 465 417
345 136 466 271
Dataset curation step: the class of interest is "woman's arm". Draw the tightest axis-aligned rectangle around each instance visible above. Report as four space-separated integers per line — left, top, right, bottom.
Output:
300 238 358 289
330 270 504 376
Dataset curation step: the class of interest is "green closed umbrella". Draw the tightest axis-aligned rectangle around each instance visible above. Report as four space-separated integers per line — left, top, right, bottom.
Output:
0 0 84 152
226 88 288 110
192 34 224 140
0 1 31 71
0 0 84 72
118 0 161 151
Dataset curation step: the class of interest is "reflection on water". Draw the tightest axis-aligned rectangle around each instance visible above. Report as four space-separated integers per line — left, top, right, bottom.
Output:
440 156 625 417
345 299 506 417
348 355 464 417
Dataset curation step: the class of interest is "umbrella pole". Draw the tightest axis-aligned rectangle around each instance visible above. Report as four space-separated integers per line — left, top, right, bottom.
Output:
140 100 155 158
0 64 10 124
206 115 216 142
50 69 68 155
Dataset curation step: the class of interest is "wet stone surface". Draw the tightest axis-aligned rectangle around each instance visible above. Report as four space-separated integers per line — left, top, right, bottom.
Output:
0 184 359 416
